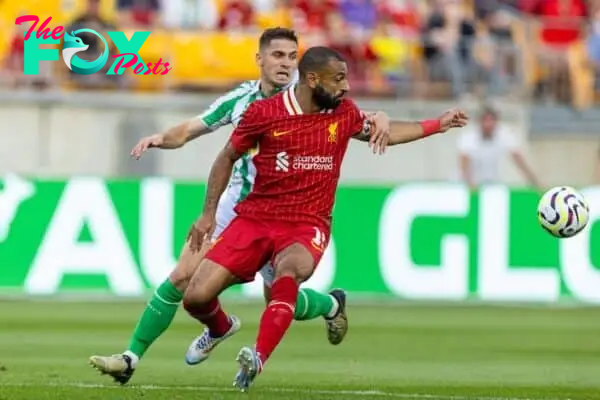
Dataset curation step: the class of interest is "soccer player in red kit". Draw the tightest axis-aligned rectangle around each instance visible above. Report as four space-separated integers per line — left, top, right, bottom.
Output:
182 46 468 391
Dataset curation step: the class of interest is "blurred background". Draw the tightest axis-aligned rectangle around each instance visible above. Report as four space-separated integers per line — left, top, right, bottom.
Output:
1 2 600 398
0 0 599 185
0 0 598 300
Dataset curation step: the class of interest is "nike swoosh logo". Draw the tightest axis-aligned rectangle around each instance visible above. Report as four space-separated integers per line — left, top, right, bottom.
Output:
273 131 291 137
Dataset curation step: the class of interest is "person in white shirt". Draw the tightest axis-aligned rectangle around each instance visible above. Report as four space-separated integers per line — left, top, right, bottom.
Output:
457 106 540 188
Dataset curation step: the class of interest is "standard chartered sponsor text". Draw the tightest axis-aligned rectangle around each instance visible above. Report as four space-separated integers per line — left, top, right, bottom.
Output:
293 155 333 171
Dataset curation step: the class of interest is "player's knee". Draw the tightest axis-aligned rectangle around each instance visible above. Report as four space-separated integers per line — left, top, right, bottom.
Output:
182 285 212 310
168 268 192 292
274 255 314 283
170 243 207 292
183 259 238 308
263 284 272 303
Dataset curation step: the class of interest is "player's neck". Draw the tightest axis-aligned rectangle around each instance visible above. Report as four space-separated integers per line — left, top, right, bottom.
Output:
294 85 322 114
259 79 279 97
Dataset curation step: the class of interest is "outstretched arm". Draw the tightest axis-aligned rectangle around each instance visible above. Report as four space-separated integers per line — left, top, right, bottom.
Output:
352 111 389 154
131 88 241 159
386 109 469 146
130 119 212 159
510 150 541 188
351 109 469 152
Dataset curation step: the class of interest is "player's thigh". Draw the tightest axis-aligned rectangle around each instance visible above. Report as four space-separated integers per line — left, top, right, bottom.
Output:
273 224 329 283
169 201 237 292
168 239 211 292
204 216 273 284
184 256 242 306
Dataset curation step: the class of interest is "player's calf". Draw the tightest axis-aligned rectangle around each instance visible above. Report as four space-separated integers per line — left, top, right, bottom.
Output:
88 239 211 384
184 304 241 365
182 258 241 364
254 244 314 364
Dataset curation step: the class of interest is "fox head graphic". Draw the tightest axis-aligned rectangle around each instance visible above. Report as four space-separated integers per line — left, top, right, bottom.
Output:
62 32 89 70
61 29 109 75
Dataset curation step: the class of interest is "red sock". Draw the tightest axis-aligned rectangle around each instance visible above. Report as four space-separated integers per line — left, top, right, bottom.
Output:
255 276 298 364
183 298 232 338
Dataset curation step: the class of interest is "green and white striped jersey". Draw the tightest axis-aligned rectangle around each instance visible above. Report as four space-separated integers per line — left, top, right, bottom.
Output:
197 78 296 204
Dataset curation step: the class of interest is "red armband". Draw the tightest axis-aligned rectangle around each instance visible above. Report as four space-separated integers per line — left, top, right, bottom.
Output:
419 119 441 137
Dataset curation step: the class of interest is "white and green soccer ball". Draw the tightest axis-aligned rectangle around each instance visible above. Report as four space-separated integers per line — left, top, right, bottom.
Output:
537 186 590 238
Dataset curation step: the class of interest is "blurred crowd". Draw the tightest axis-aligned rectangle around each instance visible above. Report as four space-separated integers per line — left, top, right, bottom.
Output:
4 0 600 107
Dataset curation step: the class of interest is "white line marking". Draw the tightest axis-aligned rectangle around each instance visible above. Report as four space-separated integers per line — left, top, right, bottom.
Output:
3 382 574 400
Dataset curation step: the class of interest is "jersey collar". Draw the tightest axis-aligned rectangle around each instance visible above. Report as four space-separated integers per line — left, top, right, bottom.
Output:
284 84 303 115
284 84 335 116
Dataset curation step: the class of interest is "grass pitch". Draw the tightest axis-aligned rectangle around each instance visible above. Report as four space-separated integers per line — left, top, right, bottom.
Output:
0 299 599 400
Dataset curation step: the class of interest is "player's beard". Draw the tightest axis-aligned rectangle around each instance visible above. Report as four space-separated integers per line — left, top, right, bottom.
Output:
313 84 342 110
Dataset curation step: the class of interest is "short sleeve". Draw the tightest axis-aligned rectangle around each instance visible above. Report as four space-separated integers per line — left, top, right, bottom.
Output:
457 130 477 154
197 83 251 132
498 128 519 151
345 99 368 137
229 102 266 154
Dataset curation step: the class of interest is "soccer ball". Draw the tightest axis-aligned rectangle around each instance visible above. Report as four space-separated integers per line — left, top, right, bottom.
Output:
537 186 590 238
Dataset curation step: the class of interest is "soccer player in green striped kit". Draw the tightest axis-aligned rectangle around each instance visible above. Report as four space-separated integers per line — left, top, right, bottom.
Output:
89 27 383 384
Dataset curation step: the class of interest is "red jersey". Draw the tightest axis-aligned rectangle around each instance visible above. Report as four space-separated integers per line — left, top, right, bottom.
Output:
521 0 587 47
229 85 366 228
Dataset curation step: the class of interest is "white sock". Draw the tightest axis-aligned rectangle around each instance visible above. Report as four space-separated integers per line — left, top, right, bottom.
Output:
123 350 139 368
325 295 339 319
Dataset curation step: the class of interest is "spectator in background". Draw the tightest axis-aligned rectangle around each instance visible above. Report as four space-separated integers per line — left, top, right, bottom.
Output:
457 106 540 189
475 0 514 40
3 20 26 88
257 0 293 29
423 0 503 100
324 10 379 92
292 0 338 33
65 0 119 88
520 0 588 102
474 0 515 95
117 0 160 28
586 6 600 87
422 0 477 99
2 14 52 89
338 0 377 36
377 0 422 38
162 0 218 29
370 16 411 87
596 144 600 183
218 0 256 31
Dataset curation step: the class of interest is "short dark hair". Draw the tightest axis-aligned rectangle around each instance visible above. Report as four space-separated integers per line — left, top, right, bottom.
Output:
259 27 298 49
298 46 346 79
480 105 499 119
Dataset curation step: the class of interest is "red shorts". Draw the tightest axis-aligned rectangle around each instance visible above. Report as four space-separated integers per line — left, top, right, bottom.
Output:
204 216 329 283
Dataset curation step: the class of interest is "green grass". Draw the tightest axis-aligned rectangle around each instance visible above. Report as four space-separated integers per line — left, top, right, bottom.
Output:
0 299 599 400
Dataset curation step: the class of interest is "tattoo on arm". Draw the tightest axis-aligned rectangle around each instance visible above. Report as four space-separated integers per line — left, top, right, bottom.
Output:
352 120 372 142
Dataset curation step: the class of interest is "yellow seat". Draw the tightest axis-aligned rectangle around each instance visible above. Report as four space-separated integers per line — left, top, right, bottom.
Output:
567 40 595 110
60 0 117 25
128 30 173 91
204 33 258 81
0 26 12 65
170 32 211 82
